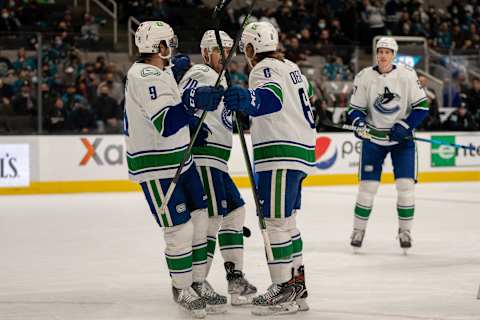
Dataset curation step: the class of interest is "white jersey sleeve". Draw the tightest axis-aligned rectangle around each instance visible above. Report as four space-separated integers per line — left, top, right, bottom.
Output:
349 68 368 114
408 69 428 110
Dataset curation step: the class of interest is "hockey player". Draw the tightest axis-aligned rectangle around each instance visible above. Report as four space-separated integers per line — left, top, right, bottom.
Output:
124 21 224 318
223 21 316 315
347 37 429 253
177 30 257 309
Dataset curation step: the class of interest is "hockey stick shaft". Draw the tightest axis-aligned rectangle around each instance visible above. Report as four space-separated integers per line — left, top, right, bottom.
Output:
158 1 255 215
322 122 475 151
212 0 273 261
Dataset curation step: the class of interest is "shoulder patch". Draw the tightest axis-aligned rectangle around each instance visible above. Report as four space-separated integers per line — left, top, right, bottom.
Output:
141 67 162 77
193 64 211 73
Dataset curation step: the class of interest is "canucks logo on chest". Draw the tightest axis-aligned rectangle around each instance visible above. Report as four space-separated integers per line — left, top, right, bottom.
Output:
221 108 233 130
373 87 401 114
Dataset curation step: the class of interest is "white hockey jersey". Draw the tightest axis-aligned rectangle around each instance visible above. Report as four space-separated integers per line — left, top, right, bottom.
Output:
349 63 428 146
249 58 316 174
124 62 192 182
178 64 231 172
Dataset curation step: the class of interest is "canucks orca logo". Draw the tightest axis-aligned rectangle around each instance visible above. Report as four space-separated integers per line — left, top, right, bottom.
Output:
373 87 401 114
221 108 233 130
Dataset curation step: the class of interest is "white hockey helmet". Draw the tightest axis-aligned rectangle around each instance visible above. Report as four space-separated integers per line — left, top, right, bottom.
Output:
239 21 279 55
376 37 398 56
200 30 234 53
135 21 178 59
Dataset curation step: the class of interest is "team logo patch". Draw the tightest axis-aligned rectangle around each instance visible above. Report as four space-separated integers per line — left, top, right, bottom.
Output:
373 87 401 114
315 136 337 170
221 200 227 209
221 108 233 130
176 203 186 213
141 67 161 77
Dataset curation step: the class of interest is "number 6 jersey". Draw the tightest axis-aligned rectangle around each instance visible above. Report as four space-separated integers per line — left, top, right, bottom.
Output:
249 58 316 174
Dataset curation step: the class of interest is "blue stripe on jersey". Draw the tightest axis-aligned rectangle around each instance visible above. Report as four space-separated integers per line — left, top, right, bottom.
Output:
252 87 282 117
162 102 191 137
405 108 429 129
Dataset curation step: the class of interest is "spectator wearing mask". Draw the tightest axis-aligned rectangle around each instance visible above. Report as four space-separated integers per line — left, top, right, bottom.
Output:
12 81 36 116
68 101 96 133
12 48 36 72
62 84 88 112
45 97 69 132
97 72 123 104
417 75 441 130
92 84 120 133
444 103 478 131
80 14 100 48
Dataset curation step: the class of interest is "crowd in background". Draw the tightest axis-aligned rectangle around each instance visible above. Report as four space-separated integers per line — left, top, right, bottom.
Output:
1 0 480 133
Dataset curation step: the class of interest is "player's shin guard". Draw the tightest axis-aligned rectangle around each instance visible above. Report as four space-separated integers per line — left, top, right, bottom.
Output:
353 180 380 231
396 178 415 232
190 209 208 283
205 216 222 276
164 220 194 289
265 218 293 284
219 206 245 271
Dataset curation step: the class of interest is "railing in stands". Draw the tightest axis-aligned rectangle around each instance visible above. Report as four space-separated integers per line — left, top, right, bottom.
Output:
85 0 118 49
127 16 140 58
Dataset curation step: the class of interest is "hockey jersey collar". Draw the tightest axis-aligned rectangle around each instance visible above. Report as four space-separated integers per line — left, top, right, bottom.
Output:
373 64 397 75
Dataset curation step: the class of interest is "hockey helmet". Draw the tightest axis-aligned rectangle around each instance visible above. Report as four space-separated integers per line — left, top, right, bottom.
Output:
375 37 398 56
135 21 178 59
239 21 278 55
200 30 234 52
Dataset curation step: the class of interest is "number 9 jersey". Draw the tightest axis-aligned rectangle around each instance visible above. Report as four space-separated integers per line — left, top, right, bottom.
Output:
249 58 316 175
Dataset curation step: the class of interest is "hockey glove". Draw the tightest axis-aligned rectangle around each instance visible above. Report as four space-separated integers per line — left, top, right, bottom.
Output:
171 54 192 83
182 86 224 113
352 117 369 141
223 85 261 115
389 120 413 142
188 115 212 147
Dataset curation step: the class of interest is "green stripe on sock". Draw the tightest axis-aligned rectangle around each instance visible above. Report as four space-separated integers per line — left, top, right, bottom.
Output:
207 238 216 255
271 243 293 260
192 246 207 263
149 180 169 227
275 170 283 218
398 206 414 219
166 253 192 271
292 237 303 255
354 204 372 219
218 231 243 247
201 167 214 217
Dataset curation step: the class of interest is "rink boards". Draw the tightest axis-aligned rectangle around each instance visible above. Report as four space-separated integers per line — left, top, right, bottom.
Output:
1 132 479 194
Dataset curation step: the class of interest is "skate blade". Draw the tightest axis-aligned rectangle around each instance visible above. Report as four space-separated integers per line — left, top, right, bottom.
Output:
206 304 227 314
191 308 207 319
251 301 299 316
296 298 309 311
352 246 361 254
231 293 255 306
402 248 409 255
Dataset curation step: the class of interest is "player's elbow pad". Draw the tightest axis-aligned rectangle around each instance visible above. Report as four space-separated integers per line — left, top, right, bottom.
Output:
251 87 282 117
161 103 191 137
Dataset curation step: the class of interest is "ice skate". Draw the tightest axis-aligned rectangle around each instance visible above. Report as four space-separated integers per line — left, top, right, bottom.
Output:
350 228 365 253
172 286 207 319
251 281 299 316
191 280 227 314
225 262 257 305
292 266 309 311
398 228 412 255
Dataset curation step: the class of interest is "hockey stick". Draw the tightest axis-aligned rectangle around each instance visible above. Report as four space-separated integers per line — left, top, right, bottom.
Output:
212 0 274 261
321 121 476 151
158 1 255 216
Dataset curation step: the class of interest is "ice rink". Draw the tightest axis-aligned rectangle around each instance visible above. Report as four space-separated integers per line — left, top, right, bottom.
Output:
1 182 479 320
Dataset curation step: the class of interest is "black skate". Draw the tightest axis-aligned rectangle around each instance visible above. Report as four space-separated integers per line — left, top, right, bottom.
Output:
172 286 207 319
292 266 309 311
224 262 257 305
398 229 412 255
191 280 227 314
350 228 365 252
251 281 299 316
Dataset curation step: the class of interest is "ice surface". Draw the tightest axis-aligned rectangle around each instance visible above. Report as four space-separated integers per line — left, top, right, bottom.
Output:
1 182 479 319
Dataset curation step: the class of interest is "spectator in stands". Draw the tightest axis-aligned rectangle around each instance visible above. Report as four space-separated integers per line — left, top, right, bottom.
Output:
40 83 57 116
12 48 36 72
97 72 123 104
0 78 13 101
228 60 248 87
2 69 18 89
361 0 385 46
311 95 334 132
435 22 452 49
285 35 307 63
315 29 335 57
92 84 120 133
0 8 21 32
465 77 480 119
0 56 13 77
418 74 442 130
80 14 100 48
444 103 478 131
62 84 88 112
322 56 350 81
68 101 96 133
0 96 13 117
12 81 36 116
45 97 69 132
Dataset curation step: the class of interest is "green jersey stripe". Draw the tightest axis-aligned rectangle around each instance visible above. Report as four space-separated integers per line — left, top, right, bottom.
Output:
262 83 284 103
192 145 231 162
127 150 187 173
254 144 315 163
151 109 167 134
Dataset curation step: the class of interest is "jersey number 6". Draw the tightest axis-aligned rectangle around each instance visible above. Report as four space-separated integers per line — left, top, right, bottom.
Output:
298 88 315 129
